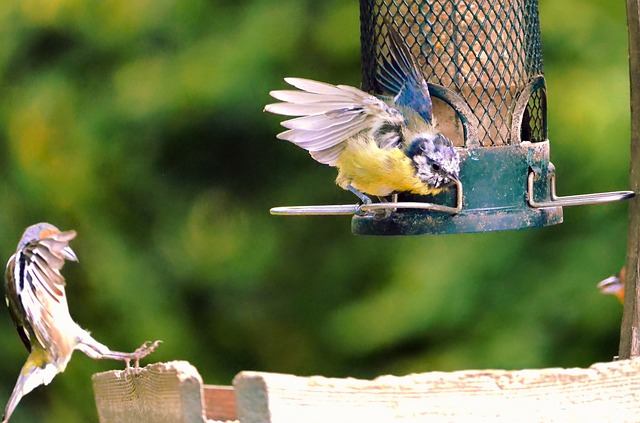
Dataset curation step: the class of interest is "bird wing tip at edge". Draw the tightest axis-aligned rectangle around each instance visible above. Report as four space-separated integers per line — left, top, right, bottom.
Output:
284 76 310 85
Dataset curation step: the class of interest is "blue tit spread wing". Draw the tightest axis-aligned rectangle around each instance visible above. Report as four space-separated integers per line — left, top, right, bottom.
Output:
265 77 407 166
377 23 434 126
9 231 77 352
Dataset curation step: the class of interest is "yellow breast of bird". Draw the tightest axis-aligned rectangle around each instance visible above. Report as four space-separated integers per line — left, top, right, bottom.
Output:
23 348 53 371
335 135 443 197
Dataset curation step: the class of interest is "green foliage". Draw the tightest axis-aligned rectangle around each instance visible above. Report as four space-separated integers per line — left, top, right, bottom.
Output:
0 0 631 421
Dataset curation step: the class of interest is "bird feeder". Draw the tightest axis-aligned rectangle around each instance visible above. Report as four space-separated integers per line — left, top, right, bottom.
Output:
271 0 633 235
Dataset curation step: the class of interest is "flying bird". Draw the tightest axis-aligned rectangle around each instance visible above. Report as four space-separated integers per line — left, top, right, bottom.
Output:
2 223 160 422
597 267 625 304
265 24 460 203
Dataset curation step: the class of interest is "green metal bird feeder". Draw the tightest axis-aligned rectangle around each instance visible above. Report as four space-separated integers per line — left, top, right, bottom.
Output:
271 0 634 235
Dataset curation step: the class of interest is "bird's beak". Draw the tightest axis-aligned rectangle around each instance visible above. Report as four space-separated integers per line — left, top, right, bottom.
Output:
62 246 78 262
445 173 459 185
597 275 622 294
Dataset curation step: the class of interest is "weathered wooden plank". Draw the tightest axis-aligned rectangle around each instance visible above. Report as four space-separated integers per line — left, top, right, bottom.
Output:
234 359 640 423
92 361 208 423
620 0 640 359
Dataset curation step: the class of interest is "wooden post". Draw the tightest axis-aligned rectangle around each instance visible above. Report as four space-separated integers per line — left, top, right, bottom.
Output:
92 361 237 423
619 0 640 359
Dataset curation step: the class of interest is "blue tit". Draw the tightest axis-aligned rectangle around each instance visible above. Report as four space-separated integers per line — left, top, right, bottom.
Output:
265 24 460 202
3 223 160 422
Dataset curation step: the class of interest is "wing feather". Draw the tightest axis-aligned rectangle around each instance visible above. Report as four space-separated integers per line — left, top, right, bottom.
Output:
8 230 77 352
284 77 355 96
5 258 32 351
270 90 357 105
278 122 366 152
310 144 345 165
378 23 434 125
266 77 406 166
265 103 341 117
281 112 362 131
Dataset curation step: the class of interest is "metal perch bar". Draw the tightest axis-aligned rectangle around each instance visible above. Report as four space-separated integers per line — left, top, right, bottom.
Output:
270 180 463 216
527 171 635 208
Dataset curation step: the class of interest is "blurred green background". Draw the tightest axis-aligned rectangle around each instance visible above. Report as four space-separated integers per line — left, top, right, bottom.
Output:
0 0 631 421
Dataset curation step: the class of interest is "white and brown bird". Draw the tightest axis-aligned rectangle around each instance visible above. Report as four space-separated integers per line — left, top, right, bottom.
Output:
2 223 160 422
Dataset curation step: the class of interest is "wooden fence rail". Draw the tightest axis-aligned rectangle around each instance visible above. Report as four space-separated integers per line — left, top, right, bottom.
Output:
93 359 640 423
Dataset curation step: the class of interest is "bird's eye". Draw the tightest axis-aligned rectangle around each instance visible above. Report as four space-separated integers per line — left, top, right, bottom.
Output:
431 163 441 172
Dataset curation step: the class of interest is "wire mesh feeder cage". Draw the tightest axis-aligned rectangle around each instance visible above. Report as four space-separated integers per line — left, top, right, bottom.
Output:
271 0 634 235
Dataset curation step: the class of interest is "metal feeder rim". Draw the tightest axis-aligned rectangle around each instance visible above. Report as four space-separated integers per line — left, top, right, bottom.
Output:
270 180 463 216
527 171 635 208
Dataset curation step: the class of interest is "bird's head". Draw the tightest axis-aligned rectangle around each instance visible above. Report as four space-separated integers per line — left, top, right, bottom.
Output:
18 223 59 250
18 222 78 261
406 133 460 189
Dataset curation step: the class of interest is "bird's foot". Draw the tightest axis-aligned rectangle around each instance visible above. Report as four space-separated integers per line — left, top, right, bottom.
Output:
384 193 399 216
132 340 162 359
373 194 398 217
123 340 162 375
346 185 372 205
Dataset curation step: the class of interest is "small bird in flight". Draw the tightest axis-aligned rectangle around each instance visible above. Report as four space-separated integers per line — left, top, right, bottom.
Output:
597 267 625 304
265 24 460 204
2 223 160 422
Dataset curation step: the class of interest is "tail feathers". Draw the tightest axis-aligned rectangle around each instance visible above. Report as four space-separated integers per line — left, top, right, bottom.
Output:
2 358 59 423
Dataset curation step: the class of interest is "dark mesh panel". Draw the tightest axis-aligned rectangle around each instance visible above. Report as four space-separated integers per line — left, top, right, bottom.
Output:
360 0 546 146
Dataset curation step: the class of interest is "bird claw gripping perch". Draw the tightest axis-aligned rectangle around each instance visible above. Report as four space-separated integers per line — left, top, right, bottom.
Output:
127 340 162 372
271 178 463 217
346 185 373 206
124 340 162 375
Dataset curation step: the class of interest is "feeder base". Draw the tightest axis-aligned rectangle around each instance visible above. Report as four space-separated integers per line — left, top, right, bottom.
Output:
351 205 562 235
352 141 562 235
